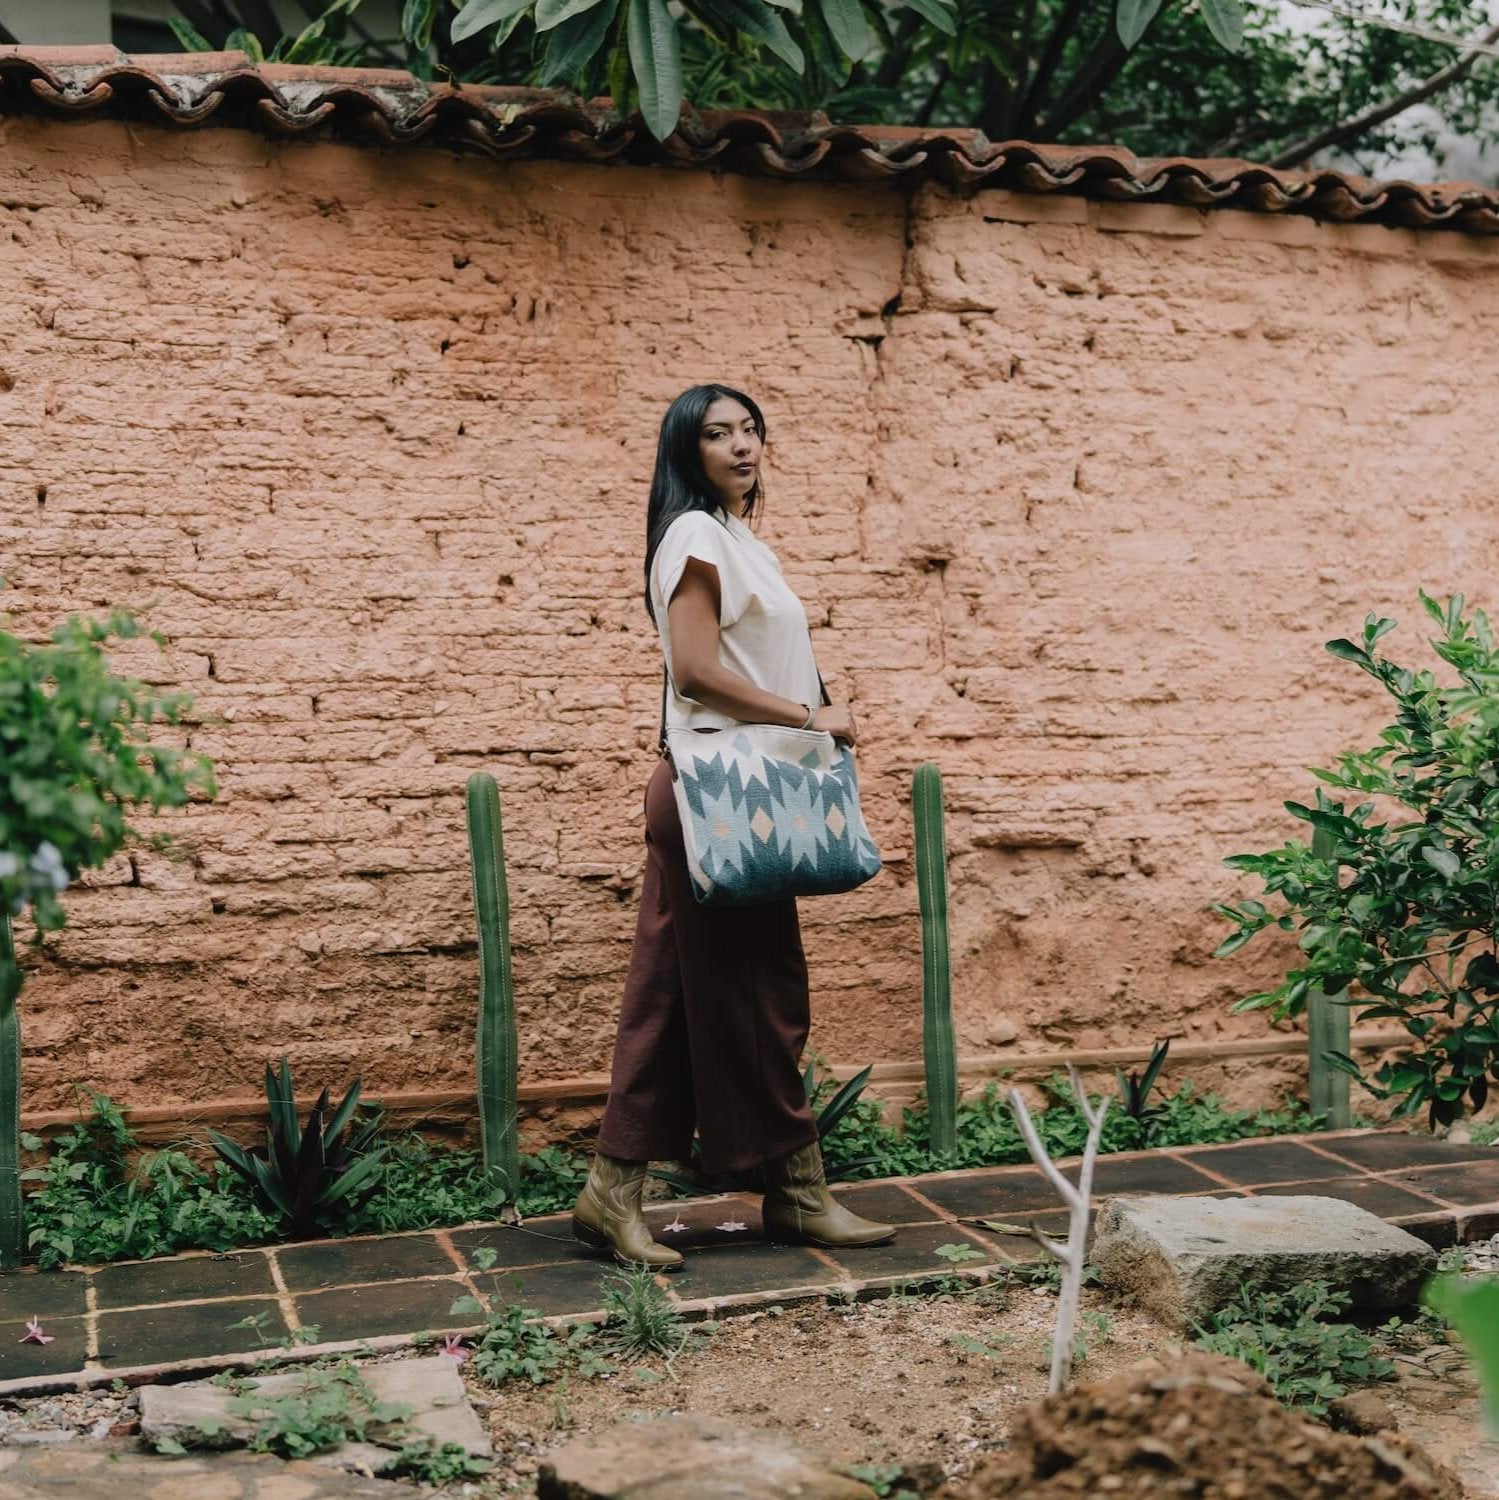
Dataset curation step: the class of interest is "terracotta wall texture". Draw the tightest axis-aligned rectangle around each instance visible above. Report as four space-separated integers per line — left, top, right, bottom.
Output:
3 115 1493 1125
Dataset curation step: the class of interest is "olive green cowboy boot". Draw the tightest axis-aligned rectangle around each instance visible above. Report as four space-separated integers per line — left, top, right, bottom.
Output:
761 1139 895 1248
571 1153 684 1270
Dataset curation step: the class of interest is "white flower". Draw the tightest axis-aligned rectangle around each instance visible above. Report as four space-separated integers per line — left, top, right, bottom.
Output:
660 1216 688 1234
714 1220 748 1233
29 843 68 892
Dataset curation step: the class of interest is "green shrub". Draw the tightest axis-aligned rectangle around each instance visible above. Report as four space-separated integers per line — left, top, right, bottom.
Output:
1192 1281 1393 1414
449 1291 609 1386
1 605 215 1266
23 1095 276 1270
1216 595 1499 1127
22 1096 590 1269
816 1070 1325 1183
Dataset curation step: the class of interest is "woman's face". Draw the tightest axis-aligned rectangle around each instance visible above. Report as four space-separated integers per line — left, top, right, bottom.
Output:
698 396 763 512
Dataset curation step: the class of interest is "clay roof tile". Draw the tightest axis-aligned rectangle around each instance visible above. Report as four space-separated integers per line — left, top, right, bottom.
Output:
0 45 1492 235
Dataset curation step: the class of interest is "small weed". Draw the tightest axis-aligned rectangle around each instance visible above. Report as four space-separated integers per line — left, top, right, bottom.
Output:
599 1265 692 1360
289 1323 322 1347
1012 1260 1099 1293
380 1436 492 1484
950 1331 1014 1361
226 1310 279 1347
843 1461 922 1499
451 1294 568 1386
449 1288 614 1387
472 1246 499 1271
1192 1281 1393 1415
195 1361 413 1461
934 1242 987 1265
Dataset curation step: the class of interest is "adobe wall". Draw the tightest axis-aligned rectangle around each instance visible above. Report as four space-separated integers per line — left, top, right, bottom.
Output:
4 115 1492 1125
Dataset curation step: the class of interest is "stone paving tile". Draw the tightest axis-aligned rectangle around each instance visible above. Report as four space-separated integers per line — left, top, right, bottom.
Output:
0 1269 88 1323
1171 1140 1359 1187
642 1195 766 1248
1313 1132 1498 1171
819 1222 1003 1281
829 1181 944 1225
477 1260 621 1317
664 1241 834 1300
92 1249 277 1310
905 1167 1056 1219
1380 1161 1499 1207
450 1219 587 1269
96 1296 290 1369
1089 1153 1225 1196
0 1313 90 1382
294 1277 475 1343
1249 1175 1445 1220
275 1233 457 1292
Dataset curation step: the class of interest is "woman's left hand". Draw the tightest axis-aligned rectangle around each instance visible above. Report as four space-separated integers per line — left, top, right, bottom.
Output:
810 704 858 746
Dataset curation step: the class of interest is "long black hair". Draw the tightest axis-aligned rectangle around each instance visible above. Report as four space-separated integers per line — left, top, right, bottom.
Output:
643 383 766 621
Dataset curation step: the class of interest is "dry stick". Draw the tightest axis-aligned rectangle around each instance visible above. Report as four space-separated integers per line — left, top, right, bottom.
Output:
1006 1065 1110 1396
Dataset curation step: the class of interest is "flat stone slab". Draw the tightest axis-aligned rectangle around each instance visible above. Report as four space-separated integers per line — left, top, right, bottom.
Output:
138 1354 490 1473
538 1412 876 1499
0 1443 407 1497
1093 1194 1436 1328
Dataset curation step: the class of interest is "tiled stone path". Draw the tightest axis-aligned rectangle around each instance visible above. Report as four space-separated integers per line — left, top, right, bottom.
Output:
1 1128 1494 1398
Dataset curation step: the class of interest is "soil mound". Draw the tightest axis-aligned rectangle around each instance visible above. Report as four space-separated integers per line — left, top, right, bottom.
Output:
938 1351 1463 1500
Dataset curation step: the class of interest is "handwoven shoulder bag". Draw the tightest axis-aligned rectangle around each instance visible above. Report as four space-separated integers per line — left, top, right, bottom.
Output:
660 670 883 907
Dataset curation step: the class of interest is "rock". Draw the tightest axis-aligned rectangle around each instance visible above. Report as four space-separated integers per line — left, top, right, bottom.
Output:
984 1019 1019 1047
1329 1390 1399 1435
537 1413 877 1499
137 1355 490 1472
1447 1124 1474 1145
1092 1195 1435 1328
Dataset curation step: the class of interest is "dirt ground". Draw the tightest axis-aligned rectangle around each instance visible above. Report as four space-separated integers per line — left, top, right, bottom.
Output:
464 1281 1175 1496
939 1350 1464 1500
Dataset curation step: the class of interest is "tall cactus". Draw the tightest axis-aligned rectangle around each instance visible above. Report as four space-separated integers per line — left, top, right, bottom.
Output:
0 912 21 1269
465 773 520 1206
914 762 958 1156
1307 822 1351 1128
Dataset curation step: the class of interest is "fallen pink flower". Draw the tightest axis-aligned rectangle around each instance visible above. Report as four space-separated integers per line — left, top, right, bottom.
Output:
660 1216 688 1234
19 1317 53 1345
714 1220 748 1233
440 1333 469 1364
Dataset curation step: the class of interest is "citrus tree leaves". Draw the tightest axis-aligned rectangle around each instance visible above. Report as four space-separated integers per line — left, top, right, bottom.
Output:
627 0 684 140
1213 595 1499 1127
453 0 536 43
1115 0 1165 48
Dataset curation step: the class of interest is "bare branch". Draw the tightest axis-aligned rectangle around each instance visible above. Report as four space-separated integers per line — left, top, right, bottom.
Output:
1270 20 1499 168
1007 1087 1085 1212
1008 1069 1110 1395
1017 0 1091 131
1029 1224 1070 1261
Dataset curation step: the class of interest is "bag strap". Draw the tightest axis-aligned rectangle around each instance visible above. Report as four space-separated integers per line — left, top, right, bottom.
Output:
658 663 830 755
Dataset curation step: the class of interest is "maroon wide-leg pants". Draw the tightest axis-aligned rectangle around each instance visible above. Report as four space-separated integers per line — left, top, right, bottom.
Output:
595 757 821 1175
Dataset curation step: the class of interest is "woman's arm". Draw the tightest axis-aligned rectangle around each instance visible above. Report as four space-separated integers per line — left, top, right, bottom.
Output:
666 559 857 742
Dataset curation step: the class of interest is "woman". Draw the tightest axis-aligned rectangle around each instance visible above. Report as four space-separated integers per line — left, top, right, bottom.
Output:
571 384 895 1269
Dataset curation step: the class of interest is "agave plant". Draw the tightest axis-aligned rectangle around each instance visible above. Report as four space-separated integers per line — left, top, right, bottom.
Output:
210 1059 388 1241
1115 1038 1171 1145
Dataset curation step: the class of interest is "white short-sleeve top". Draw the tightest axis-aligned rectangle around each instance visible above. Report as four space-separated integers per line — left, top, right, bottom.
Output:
649 507 822 733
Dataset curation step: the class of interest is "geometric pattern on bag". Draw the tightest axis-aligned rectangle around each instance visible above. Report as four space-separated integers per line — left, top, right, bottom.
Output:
665 725 883 906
